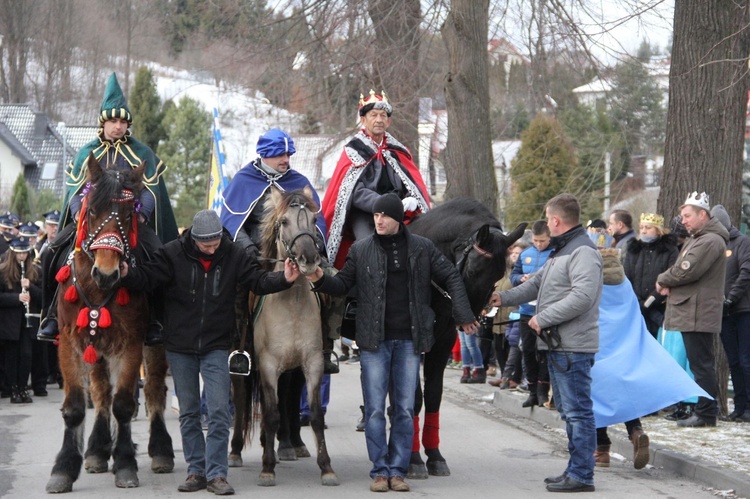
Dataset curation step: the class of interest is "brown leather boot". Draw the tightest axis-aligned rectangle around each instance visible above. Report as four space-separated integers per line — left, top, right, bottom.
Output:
468 368 486 383
460 367 471 383
630 427 650 470
594 445 610 468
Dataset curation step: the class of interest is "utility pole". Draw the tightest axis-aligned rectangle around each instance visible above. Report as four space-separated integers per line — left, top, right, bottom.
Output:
603 151 611 214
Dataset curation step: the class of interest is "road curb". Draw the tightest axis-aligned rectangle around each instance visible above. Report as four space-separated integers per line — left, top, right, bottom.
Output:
442 372 750 497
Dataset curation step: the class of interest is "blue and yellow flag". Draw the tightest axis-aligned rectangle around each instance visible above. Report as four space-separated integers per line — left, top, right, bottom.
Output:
206 108 229 214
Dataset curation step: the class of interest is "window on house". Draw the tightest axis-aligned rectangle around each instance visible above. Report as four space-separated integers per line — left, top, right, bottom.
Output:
41 162 58 180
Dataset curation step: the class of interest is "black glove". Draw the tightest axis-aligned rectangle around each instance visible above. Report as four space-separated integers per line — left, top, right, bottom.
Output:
723 298 735 316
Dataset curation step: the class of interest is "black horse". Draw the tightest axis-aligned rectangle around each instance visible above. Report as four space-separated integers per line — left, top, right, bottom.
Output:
407 197 526 478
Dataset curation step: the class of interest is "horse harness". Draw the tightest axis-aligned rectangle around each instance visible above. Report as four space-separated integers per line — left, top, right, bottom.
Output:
274 201 317 266
80 184 136 264
431 228 495 301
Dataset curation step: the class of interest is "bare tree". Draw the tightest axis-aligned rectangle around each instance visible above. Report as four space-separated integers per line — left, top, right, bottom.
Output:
0 0 40 102
441 0 497 211
658 2 749 221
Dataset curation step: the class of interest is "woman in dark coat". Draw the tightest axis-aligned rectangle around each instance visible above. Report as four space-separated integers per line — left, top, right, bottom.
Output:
0 237 41 403
623 213 679 338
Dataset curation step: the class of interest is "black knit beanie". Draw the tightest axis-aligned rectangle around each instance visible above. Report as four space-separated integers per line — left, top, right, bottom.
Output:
373 193 404 223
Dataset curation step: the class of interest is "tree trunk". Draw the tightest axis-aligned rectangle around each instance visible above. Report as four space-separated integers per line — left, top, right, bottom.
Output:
367 0 421 166
659 1 750 416
441 0 497 213
659 1 750 222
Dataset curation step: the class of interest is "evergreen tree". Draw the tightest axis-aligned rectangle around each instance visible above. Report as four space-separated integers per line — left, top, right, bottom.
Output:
31 189 63 219
157 96 212 227
130 66 165 150
609 58 666 169
506 114 577 226
10 174 32 221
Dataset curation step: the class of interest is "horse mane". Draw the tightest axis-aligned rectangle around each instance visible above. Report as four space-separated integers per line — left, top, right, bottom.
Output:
409 197 503 261
258 189 319 265
87 167 143 216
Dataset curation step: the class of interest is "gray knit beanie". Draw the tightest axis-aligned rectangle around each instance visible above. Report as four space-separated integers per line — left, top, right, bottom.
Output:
192 209 223 241
710 204 732 230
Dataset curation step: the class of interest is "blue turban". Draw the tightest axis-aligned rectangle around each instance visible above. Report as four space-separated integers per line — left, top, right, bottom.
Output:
256 129 296 158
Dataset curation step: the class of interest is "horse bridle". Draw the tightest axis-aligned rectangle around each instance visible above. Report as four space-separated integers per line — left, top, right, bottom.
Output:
455 231 495 275
82 185 135 262
275 201 317 265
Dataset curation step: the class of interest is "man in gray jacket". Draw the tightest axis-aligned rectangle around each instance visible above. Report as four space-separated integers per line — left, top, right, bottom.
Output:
490 193 602 493
657 192 729 427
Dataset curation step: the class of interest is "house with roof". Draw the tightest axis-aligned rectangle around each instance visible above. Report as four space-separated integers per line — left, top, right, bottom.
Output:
0 104 81 203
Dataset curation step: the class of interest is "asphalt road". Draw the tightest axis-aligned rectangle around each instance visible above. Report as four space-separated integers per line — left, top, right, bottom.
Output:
0 360 723 498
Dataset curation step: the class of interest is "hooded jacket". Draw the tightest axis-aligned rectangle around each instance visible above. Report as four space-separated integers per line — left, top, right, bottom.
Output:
122 228 291 354
499 226 603 353
657 216 729 333
722 226 750 314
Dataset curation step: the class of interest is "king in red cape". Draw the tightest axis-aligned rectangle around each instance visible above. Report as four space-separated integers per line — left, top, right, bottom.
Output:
322 90 431 268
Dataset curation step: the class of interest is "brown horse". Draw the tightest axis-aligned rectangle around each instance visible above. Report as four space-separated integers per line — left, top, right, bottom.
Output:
46 154 174 493
250 187 337 487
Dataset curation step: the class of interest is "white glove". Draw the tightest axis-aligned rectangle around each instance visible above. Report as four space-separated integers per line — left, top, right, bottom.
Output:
402 196 419 212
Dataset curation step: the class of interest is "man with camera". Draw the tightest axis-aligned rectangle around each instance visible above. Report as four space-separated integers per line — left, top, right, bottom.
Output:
490 193 602 493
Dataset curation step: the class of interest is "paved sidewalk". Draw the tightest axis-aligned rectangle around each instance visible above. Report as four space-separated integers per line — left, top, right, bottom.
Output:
442 367 750 499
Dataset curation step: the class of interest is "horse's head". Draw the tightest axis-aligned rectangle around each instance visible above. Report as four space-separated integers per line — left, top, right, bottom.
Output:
453 222 528 315
263 187 322 276
79 153 144 290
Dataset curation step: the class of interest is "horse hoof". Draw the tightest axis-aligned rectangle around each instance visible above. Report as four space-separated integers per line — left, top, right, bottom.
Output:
228 454 243 468
321 472 339 486
277 447 297 461
84 456 108 473
427 460 451 476
115 469 139 488
257 472 276 487
295 445 311 458
46 474 73 494
151 455 174 473
407 463 429 480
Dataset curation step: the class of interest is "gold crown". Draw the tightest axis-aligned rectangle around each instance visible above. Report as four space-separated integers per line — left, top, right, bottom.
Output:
359 89 389 108
639 213 664 227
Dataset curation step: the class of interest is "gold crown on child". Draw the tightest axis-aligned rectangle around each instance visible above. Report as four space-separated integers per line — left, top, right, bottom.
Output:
639 213 664 227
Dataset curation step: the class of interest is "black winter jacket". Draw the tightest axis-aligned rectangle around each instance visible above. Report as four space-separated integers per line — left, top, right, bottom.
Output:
723 227 750 314
122 227 291 354
623 233 679 323
313 226 475 353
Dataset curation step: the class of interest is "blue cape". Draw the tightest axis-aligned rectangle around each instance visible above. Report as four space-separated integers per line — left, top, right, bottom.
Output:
220 160 327 244
591 279 710 427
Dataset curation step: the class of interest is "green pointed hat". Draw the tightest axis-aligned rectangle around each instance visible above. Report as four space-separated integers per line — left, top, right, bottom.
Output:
99 73 132 124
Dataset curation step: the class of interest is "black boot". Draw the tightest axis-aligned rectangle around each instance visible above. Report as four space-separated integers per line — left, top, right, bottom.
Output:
11 386 32 404
144 321 164 346
537 382 550 406
324 350 340 374
356 405 366 432
522 383 539 407
37 317 59 342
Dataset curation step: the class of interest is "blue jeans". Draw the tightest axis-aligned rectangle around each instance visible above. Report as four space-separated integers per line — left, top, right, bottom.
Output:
721 312 750 414
167 349 232 481
458 329 483 369
547 351 596 486
360 340 421 479
301 374 331 416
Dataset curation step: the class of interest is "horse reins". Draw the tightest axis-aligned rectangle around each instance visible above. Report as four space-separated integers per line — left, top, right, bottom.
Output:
275 201 317 266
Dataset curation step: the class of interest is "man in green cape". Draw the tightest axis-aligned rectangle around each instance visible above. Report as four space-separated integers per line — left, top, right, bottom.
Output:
38 73 178 343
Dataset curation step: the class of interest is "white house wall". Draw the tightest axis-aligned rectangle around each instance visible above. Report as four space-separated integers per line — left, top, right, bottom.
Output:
0 140 23 202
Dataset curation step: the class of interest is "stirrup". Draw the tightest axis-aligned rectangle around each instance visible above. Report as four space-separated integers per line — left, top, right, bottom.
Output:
228 350 252 376
37 318 59 343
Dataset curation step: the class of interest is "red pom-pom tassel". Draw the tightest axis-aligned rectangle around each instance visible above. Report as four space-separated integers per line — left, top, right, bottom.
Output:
64 285 79 303
99 307 111 328
76 307 90 328
56 265 71 283
83 344 98 364
116 288 130 306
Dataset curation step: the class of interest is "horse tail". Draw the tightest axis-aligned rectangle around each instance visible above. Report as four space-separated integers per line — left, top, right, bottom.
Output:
243 355 262 445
